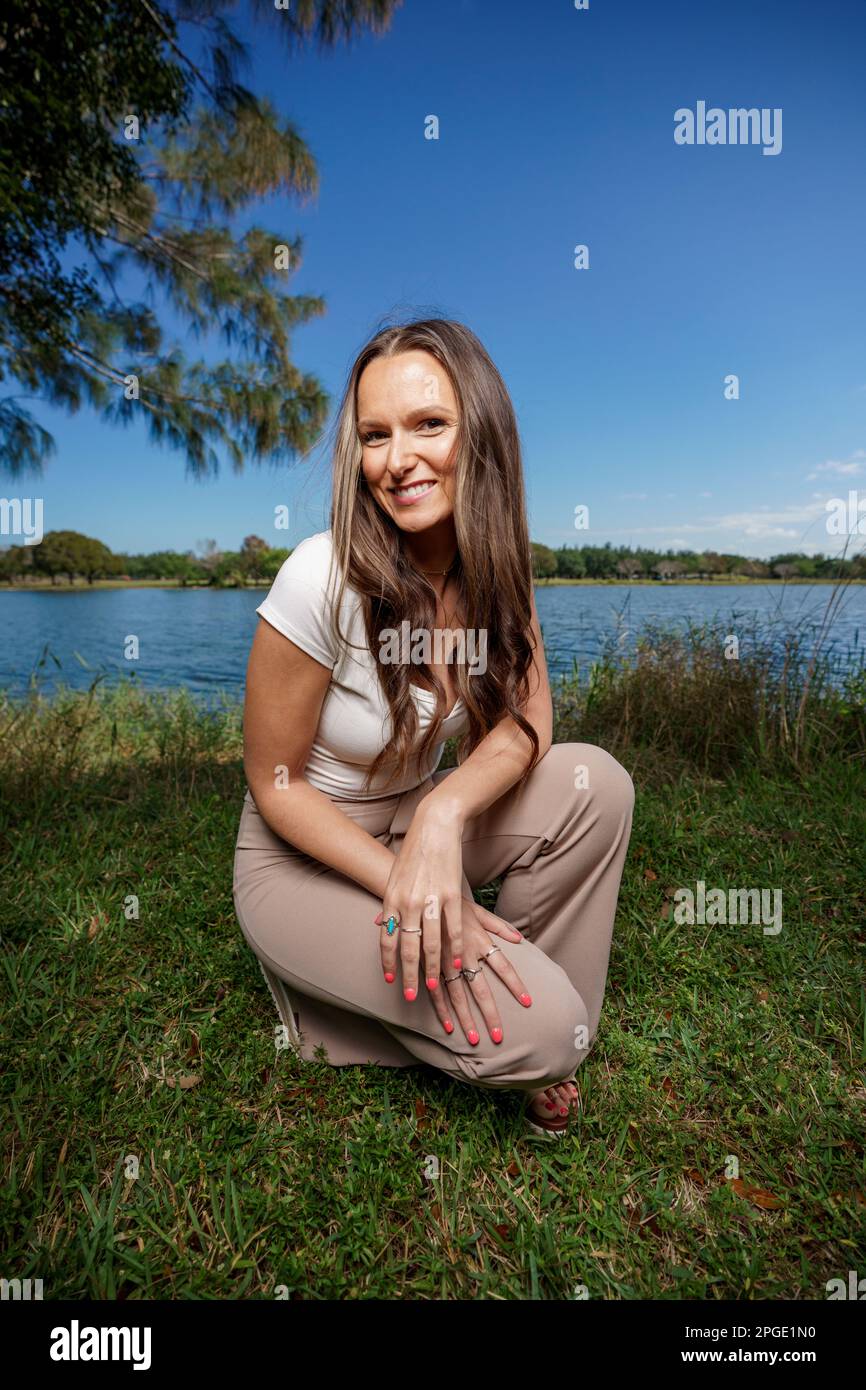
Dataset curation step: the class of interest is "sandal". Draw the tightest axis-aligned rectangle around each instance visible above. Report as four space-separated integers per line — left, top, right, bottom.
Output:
524 1086 579 1140
525 1108 571 1140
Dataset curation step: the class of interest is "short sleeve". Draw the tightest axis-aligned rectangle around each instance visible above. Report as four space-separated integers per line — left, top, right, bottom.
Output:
256 532 340 671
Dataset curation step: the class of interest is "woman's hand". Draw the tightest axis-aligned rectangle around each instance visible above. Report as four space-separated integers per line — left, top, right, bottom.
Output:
427 900 533 1045
376 895 532 1044
377 801 468 998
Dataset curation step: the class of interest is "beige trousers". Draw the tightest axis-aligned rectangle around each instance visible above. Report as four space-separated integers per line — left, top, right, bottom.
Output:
232 743 634 1094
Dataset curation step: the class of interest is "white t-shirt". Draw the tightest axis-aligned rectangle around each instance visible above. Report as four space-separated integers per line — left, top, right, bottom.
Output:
255 530 470 799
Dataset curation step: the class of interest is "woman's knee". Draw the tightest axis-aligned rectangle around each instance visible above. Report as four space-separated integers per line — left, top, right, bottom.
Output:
540 741 634 821
479 977 591 1090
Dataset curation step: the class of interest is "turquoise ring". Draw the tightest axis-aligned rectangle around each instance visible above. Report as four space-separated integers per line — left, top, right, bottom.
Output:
386 914 400 936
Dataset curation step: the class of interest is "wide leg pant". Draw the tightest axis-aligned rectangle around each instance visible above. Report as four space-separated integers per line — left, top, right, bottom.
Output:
232 742 634 1094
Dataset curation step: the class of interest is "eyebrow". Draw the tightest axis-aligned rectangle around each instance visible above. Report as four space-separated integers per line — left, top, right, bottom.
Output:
356 406 456 429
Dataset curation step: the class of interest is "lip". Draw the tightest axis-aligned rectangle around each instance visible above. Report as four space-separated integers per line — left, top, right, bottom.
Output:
389 480 437 506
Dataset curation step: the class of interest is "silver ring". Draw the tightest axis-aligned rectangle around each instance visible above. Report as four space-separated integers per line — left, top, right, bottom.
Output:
442 970 462 983
461 965 483 982
399 926 422 935
479 945 501 961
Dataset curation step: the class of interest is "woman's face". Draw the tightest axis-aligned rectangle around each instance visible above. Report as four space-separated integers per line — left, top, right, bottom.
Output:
357 350 459 537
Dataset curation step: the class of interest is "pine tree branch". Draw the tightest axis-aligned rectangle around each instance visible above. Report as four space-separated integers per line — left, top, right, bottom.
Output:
136 0 219 102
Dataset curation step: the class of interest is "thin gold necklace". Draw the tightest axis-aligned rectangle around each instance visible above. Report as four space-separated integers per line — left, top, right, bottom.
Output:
419 557 457 576
421 565 461 629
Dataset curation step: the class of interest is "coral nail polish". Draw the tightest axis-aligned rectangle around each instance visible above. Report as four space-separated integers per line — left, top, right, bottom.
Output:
384 971 395 983
426 977 438 990
559 1107 568 1116
468 1029 479 1046
491 1027 503 1044
374 912 383 925
519 993 532 1007
545 1101 555 1111
444 1020 454 1034
404 987 416 1002
453 957 462 970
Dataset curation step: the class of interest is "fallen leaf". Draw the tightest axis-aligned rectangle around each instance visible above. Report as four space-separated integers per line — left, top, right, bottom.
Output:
644 868 658 882
88 912 107 940
729 1178 783 1210
165 1074 201 1090
660 1077 679 1106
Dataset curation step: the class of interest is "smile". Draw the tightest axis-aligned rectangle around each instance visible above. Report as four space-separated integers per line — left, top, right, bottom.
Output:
390 481 437 504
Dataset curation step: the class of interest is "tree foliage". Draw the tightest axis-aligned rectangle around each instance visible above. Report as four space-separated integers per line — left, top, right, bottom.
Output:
0 0 401 477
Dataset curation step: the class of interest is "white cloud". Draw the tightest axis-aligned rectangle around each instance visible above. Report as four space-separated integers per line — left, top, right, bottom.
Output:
596 498 840 554
806 449 865 481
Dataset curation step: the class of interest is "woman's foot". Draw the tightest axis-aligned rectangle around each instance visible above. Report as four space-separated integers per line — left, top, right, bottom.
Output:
526 1079 579 1132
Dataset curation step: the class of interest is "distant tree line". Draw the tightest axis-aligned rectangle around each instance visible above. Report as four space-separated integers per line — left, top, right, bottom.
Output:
1 531 863 586
0 532 290 586
530 542 866 582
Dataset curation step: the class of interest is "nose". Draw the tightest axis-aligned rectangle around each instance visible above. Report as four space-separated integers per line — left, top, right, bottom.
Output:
383 428 419 478
383 450 419 489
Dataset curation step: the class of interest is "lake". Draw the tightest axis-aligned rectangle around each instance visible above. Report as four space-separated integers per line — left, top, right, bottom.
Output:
1 583 864 698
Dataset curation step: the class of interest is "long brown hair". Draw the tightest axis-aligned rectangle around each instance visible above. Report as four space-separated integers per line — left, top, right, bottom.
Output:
328 318 540 791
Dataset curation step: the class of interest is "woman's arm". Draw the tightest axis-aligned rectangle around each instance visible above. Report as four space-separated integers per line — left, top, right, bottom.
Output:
418 587 553 832
377 587 550 1019
243 617 398 897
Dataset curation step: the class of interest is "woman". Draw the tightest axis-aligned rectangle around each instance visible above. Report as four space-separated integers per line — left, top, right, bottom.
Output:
233 318 634 1138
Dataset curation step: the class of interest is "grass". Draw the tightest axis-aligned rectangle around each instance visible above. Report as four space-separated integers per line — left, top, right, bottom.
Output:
1 634 865 1300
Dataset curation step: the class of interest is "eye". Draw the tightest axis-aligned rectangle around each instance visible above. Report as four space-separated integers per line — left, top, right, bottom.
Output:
418 417 448 431
361 429 387 444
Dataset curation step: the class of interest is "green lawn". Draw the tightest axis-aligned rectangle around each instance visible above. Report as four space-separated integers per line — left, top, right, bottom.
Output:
1 680 864 1299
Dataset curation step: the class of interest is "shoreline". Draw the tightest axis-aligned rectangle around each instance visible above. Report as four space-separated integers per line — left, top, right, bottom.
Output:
1 576 863 592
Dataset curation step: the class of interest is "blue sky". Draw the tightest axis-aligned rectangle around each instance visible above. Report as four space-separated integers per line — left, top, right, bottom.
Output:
7 0 866 558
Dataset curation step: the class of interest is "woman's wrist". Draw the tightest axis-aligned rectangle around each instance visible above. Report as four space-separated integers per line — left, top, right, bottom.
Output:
416 788 466 832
